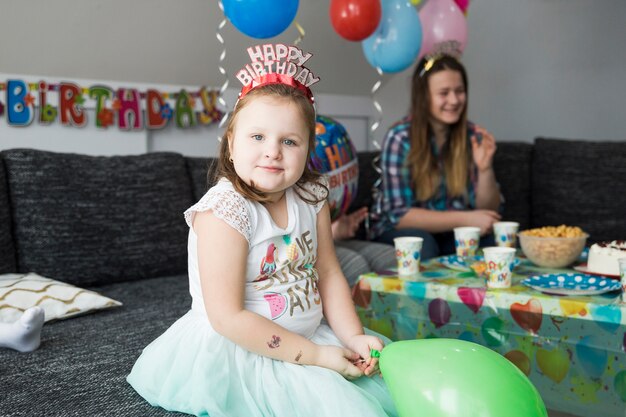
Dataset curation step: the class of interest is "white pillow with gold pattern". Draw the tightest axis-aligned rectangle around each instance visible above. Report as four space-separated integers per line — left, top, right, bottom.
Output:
0 273 122 323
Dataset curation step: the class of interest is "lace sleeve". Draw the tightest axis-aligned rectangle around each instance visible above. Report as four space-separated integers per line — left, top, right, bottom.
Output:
184 189 252 243
302 177 328 214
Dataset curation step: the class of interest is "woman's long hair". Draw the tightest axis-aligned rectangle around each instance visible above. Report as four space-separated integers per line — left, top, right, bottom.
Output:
215 83 327 205
407 54 469 202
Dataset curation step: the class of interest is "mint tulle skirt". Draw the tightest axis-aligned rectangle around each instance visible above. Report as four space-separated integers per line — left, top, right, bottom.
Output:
127 310 397 417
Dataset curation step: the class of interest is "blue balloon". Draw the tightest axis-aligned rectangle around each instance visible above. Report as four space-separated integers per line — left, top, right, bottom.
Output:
223 0 299 39
362 0 422 73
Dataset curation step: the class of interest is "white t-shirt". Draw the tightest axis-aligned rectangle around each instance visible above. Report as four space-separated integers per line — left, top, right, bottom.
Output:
184 178 327 339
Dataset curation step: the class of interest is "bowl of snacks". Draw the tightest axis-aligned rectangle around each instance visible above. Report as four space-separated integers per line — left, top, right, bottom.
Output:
518 225 588 268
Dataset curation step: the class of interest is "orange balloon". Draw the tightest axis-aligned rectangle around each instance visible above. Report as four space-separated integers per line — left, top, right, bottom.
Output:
329 0 382 42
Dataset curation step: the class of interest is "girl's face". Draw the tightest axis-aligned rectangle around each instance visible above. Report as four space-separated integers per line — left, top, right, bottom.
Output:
427 69 466 127
228 96 310 202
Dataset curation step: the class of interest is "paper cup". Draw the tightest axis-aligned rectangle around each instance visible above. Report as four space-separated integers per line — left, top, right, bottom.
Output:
394 237 423 279
483 247 516 288
494 221 520 248
453 227 481 257
619 258 626 302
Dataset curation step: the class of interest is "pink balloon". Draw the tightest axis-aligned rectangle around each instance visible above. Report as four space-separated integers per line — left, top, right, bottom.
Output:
418 0 467 58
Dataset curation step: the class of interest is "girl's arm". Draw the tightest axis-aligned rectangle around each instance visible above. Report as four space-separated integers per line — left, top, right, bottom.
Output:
316 204 383 375
396 207 500 235
194 209 363 378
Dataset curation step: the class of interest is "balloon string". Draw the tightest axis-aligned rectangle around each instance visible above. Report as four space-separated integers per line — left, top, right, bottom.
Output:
366 66 385 239
369 66 384 144
293 21 305 46
216 0 230 139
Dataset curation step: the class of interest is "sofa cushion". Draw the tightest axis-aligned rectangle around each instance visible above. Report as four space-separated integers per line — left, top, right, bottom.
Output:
531 138 626 242
0 274 190 417
185 157 218 201
493 142 533 230
0 157 17 273
2 149 194 287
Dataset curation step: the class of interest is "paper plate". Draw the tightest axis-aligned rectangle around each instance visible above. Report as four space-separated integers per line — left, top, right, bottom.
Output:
437 255 521 272
522 273 622 296
573 264 620 279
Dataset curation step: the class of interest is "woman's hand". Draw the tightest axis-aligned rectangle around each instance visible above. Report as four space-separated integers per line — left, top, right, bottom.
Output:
347 334 384 377
331 207 369 241
316 345 364 379
471 125 497 173
465 209 501 235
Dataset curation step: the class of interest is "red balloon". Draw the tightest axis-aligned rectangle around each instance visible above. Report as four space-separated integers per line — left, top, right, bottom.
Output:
329 0 382 42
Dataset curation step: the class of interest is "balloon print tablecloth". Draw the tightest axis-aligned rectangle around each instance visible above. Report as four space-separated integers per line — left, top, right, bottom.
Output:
353 259 626 417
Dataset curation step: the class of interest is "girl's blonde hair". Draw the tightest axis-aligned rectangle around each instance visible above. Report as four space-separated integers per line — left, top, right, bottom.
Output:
407 54 470 202
214 83 328 205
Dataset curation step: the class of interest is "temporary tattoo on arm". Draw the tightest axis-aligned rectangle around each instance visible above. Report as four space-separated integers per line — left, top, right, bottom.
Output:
267 335 281 349
295 350 303 362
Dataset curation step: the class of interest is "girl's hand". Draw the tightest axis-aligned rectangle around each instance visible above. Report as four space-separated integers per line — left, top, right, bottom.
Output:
466 209 501 235
347 334 384 377
465 209 501 235
331 207 369 240
471 125 497 173
317 345 364 379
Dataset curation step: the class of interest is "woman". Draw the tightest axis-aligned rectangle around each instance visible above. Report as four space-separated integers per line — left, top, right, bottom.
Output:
370 54 502 259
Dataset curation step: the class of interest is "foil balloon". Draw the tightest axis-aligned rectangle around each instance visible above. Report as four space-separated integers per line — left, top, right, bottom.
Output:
379 339 548 417
362 0 422 73
222 0 299 39
418 0 467 58
330 0 382 42
309 115 359 221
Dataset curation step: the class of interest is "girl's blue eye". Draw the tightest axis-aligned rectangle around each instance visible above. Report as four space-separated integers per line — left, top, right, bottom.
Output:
252 134 263 141
283 139 296 146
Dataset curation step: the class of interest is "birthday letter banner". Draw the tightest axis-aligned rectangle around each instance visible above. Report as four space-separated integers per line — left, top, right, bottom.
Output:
0 80 222 130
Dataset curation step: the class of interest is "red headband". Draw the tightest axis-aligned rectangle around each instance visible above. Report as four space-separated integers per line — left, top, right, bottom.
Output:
239 73 315 104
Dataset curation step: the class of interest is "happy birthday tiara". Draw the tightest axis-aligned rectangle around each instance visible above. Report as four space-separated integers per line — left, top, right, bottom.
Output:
235 44 320 104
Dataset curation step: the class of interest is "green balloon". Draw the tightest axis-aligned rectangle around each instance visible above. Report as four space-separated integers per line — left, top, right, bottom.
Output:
379 339 548 417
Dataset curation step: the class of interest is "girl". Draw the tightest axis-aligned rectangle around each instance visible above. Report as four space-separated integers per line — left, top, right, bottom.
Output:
128 78 397 416
370 54 502 259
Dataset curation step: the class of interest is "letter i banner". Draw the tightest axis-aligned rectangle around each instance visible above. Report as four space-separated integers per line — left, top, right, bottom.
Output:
0 79 223 130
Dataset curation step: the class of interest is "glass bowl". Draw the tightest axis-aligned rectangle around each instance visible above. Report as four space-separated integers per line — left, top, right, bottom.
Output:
518 233 588 268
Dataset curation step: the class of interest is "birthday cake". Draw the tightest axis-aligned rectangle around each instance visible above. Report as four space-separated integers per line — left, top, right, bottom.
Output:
587 240 626 276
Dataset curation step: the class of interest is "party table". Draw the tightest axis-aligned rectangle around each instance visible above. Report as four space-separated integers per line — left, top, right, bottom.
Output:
353 258 626 417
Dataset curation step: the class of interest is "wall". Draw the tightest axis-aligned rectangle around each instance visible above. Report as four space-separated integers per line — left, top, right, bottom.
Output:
0 73 373 156
1 0 625 154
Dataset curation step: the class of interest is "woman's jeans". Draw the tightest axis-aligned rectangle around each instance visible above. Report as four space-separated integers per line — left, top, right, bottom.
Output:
374 229 495 260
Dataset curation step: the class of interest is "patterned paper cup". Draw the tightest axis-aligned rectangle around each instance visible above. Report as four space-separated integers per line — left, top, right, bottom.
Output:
394 237 424 279
483 247 516 288
453 227 481 257
494 221 520 248
619 258 626 302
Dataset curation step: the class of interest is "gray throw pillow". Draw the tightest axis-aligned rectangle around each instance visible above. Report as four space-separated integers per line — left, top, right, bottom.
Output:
3 149 195 286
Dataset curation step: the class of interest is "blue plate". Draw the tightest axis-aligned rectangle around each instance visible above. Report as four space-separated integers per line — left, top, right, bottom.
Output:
437 255 521 272
522 273 621 295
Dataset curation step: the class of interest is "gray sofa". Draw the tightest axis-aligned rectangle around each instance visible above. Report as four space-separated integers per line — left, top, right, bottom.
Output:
1 138 625 417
